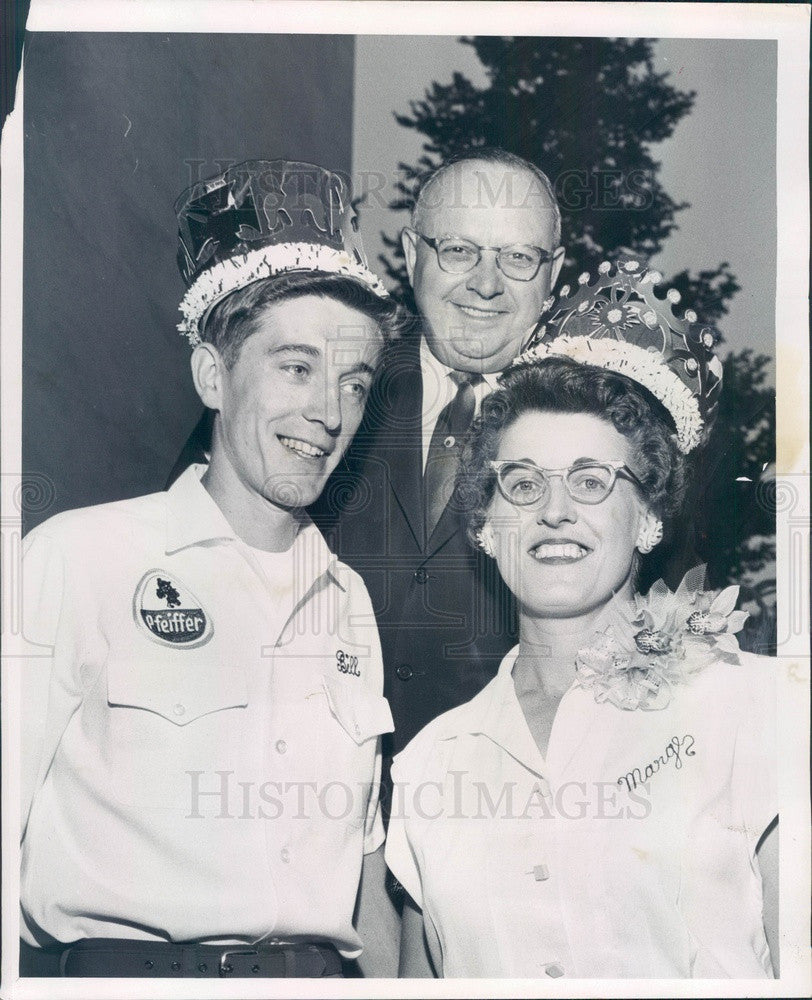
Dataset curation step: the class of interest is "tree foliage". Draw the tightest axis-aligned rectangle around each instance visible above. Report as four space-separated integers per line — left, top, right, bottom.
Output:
382 36 776 646
383 37 727 317
694 349 776 653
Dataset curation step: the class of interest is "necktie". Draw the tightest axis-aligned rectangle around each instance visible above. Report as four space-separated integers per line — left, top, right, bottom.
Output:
424 371 481 540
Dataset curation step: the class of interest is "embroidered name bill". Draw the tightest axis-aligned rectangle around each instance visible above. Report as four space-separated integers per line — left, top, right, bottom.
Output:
336 649 360 677
617 734 695 793
133 569 213 647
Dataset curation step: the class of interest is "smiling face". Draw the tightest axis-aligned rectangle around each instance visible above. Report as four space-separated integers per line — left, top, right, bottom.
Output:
487 410 650 621
196 294 383 517
403 159 563 374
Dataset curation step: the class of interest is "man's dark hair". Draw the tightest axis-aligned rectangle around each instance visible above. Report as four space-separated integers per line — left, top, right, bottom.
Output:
458 356 689 546
201 272 402 368
411 146 561 246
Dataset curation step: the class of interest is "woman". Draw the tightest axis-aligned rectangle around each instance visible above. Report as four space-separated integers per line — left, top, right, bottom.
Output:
385 261 777 979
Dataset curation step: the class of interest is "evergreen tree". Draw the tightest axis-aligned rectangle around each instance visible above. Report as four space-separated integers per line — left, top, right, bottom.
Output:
695 349 776 653
382 36 736 319
381 36 775 644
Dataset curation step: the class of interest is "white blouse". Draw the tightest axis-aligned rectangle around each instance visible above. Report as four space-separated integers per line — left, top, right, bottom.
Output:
386 646 776 978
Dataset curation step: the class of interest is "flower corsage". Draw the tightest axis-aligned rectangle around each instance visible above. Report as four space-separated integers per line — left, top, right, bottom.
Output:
575 565 749 711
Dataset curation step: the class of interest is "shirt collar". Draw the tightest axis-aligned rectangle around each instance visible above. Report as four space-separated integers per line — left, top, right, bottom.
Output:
164 465 346 592
419 336 502 394
436 645 548 776
467 644 523 735
285 517 347 595
165 464 238 552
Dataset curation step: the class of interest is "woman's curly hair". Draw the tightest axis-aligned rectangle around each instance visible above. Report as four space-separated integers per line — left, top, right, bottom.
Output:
458 356 690 546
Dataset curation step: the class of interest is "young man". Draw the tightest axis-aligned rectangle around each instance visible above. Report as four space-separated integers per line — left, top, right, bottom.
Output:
19 159 400 978
171 150 565 764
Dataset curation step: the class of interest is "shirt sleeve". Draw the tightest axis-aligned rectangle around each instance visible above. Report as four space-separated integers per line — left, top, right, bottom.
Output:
362 736 385 854
22 526 65 648
345 567 390 855
730 655 778 853
383 755 424 907
20 523 86 829
20 526 66 824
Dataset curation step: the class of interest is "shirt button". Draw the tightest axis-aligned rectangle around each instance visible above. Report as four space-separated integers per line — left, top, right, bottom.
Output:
280 847 291 863
443 435 456 449
545 963 565 978
413 567 429 584
396 663 413 681
275 739 287 754
172 703 185 717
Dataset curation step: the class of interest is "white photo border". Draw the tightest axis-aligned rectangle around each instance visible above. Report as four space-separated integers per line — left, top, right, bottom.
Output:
2 2 809 998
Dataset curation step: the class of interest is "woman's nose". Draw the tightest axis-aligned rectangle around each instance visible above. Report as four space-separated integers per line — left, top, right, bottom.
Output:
534 475 577 526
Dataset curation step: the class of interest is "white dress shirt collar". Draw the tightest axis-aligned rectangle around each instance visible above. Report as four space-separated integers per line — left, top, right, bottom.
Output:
419 338 502 470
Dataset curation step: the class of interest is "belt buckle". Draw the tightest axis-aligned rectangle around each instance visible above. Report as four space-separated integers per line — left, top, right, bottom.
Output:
219 948 258 976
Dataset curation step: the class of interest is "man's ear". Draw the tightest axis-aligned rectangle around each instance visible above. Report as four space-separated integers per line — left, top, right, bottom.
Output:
190 342 225 411
550 244 566 289
401 227 418 285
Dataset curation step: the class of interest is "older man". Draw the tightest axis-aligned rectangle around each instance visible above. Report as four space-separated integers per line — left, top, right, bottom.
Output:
315 148 564 760
20 160 400 978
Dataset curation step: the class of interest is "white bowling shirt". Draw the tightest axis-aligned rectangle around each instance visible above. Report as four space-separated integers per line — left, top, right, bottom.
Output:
21 466 393 956
386 645 776 978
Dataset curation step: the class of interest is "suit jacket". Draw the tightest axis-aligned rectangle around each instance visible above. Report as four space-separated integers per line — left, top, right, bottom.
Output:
310 333 517 757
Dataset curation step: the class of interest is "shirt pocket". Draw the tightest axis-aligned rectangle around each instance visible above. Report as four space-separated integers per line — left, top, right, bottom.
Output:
316 674 393 826
105 652 248 809
321 674 393 745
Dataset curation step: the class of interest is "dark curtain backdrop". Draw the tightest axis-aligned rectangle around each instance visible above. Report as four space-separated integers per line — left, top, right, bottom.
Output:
22 32 355 531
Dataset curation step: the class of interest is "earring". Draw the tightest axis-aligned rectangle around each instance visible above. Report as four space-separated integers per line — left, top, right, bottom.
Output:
636 517 664 554
476 521 496 558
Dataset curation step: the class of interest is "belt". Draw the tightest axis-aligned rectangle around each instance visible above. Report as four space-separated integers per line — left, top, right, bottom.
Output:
42 938 343 978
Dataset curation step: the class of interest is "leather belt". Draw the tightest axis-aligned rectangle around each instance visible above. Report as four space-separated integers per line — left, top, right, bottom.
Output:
49 938 343 977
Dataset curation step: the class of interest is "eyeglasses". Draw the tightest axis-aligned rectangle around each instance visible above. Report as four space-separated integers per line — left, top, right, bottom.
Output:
489 460 643 507
409 230 556 281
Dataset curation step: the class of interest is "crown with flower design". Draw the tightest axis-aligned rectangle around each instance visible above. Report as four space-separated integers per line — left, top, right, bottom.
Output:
515 256 723 453
175 159 388 345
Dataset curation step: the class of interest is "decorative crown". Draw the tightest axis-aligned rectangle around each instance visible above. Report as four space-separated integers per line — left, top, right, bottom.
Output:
514 255 723 453
175 159 388 345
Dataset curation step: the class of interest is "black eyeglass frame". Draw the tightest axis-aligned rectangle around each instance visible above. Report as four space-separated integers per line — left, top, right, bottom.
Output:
409 229 557 281
489 459 644 507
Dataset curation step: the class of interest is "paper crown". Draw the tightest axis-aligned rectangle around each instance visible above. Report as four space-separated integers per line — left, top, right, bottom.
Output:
175 159 388 345
514 256 723 453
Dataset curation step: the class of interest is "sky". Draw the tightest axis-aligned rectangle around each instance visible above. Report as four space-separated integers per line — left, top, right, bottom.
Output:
352 35 776 377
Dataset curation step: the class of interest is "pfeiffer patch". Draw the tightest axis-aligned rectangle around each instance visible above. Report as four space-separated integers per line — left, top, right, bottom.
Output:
133 570 213 647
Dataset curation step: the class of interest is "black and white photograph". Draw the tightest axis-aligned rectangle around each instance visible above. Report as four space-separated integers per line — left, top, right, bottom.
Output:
1 1 809 996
